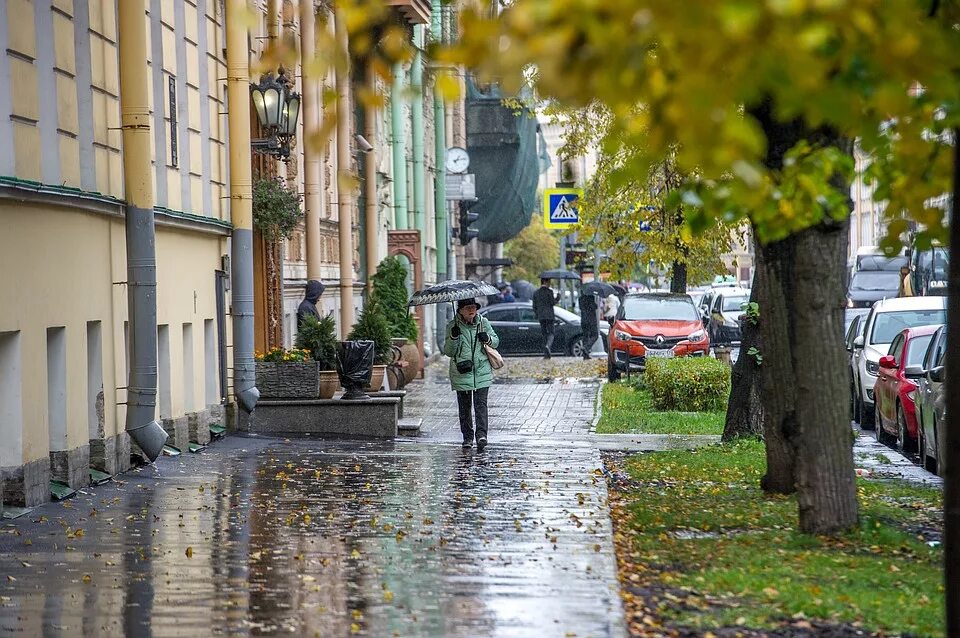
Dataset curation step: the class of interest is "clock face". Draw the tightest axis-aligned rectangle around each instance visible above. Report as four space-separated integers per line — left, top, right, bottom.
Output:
446 147 470 174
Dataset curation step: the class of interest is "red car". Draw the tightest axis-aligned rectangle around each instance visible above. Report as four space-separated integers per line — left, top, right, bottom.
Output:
874 324 940 452
607 293 710 381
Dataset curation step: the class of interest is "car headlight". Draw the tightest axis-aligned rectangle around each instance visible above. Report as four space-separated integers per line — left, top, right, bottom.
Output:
614 330 631 342
687 329 706 343
866 360 879 376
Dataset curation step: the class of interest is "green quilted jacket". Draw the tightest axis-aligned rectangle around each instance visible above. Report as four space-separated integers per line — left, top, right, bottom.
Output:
442 315 500 391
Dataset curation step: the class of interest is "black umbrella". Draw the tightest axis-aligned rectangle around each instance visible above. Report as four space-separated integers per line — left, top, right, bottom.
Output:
538 269 581 281
510 279 535 301
611 283 628 296
408 279 500 307
580 281 617 298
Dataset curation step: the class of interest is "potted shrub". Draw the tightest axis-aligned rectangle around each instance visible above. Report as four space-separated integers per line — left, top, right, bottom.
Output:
295 313 340 399
371 257 420 388
347 299 393 391
254 346 319 399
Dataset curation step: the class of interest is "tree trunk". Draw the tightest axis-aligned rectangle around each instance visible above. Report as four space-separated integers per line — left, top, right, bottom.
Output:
751 98 859 533
944 127 960 636
670 259 687 293
752 232 796 493
722 267 764 442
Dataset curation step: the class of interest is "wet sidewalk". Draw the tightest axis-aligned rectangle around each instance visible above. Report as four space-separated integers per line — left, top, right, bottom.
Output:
0 360 627 637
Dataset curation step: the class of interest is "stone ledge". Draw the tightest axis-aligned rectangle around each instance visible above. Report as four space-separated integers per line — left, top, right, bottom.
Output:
238 398 400 438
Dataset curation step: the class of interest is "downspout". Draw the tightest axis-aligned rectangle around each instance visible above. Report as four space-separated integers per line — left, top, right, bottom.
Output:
118 0 168 461
391 61 409 229
411 26 426 258
335 7 355 330
364 62 379 293
431 2 447 282
226 0 259 412
300 0 322 280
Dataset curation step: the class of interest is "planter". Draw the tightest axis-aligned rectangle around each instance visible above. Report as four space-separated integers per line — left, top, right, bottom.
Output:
256 361 319 399
319 370 340 399
366 364 387 392
389 338 421 390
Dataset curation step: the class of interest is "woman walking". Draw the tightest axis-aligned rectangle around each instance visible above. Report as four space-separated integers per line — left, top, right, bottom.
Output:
443 298 499 452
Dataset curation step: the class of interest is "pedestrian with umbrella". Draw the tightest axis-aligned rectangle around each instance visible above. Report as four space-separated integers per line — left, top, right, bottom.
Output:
532 278 561 359
409 280 501 452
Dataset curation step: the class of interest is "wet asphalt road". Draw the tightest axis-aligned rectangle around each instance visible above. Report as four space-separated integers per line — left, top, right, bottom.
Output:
0 364 626 637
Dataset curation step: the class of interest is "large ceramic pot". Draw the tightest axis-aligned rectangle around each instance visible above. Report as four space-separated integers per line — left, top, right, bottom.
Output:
318 370 340 399
366 364 387 392
389 338 421 389
256 361 319 399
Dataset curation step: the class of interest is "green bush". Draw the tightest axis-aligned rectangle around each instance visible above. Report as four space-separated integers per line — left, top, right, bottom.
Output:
347 299 393 364
643 357 731 412
371 256 418 341
295 313 338 370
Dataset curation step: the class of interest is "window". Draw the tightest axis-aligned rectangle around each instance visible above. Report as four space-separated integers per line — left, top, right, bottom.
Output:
721 295 748 312
870 310 947 344
906 335 933 368
517 308 538 323
889 334 904 364
623 296 700 322
849 270 900 292
484 308 517 322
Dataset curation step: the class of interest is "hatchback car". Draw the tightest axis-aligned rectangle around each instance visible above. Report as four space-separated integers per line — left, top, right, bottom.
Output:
915 325 947 474
706 287 751 346
873 325 939 453
478 302 606 357
606 293 708 381
851 296 947 428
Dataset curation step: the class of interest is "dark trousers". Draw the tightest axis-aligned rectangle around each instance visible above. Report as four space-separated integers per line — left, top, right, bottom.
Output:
539 320 555 356
457 387 489 442
582 320 599 358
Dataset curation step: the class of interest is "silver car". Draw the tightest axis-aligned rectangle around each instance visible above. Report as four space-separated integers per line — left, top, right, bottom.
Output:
914 325 947 475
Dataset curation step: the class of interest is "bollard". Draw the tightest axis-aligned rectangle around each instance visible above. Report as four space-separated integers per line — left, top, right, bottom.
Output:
714 346 732 365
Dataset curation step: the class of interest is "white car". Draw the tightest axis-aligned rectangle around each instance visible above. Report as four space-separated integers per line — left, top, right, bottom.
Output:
851 296 947 428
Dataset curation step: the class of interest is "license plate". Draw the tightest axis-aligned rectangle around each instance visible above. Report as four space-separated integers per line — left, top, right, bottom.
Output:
645 348 674 359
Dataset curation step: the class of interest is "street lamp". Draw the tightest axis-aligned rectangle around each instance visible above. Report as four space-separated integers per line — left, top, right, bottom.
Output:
250 70 300 162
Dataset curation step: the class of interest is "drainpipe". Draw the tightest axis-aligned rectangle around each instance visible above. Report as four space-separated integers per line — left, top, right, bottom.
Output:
391 61 408 229
300 0 322 280
226 0 259 413
335 7 355 330
364 62 379 293
118 0 168 461
431 0 448 348
411 26 425 259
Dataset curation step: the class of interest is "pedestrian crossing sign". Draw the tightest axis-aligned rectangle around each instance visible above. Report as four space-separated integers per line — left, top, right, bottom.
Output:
543 188 583 229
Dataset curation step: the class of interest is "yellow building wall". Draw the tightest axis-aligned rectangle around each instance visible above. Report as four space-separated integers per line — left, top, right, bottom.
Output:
0 203 119 466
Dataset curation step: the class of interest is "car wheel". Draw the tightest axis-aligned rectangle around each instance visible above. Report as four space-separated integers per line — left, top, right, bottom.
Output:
918 420 931 472
607 356 621 382
896 404 915 454
932 418 941 475
875 404 888 445
569 337 586 358
860 394 875 430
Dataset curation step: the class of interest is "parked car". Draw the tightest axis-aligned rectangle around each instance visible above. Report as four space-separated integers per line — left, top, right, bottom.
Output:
915 325 947 474
873 325 939 453
846 269 901 308
478 302 606 357
706 287 751 346
851 296 947 428
606 293 709 381
845 310 869 418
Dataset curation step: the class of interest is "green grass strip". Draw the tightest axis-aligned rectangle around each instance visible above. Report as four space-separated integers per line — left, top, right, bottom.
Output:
597 381 724 435
618 440 944 637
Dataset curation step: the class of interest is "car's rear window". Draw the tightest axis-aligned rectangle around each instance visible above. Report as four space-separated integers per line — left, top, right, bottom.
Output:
906 335 934 367
870 310 946 344
622 296 698 321
721 295 748 312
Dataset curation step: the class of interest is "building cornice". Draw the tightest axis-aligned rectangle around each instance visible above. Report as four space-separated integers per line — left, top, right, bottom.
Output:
0 176 234 236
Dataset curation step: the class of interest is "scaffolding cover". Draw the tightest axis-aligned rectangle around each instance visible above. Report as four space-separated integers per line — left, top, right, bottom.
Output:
466 79 547 244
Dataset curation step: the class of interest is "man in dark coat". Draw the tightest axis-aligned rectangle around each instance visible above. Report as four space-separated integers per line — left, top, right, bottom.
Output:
579 292 599 360
297 280 325 330
532 279 559 359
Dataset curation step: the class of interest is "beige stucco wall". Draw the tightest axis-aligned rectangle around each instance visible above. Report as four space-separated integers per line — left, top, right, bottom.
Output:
0 199 229 468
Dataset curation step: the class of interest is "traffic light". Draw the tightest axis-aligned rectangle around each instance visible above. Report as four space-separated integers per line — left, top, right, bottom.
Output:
458 202 480 245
